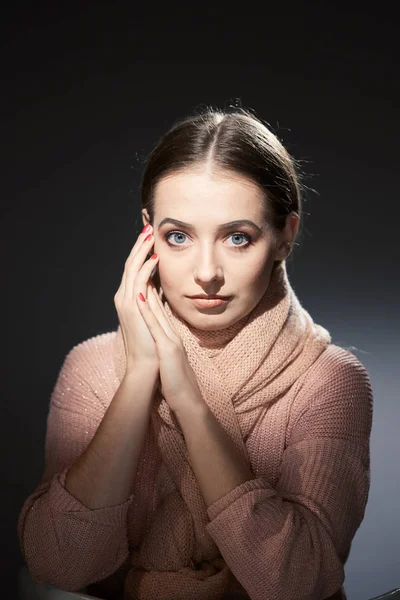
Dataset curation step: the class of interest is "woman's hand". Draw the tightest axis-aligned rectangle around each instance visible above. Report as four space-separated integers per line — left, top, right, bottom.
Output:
136 285 207 415
114 225 161 374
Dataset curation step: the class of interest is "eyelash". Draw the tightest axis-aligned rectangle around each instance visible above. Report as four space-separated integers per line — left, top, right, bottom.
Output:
164 230 253 251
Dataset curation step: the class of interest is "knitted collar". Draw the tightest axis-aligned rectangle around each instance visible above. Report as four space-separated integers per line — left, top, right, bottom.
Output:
112 261 332 600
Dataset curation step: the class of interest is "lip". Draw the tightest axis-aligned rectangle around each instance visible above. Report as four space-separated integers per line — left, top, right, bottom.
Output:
188 297 231 309
187 295 231 299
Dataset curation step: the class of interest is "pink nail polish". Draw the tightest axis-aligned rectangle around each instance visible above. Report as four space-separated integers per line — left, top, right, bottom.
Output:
142 224 151 234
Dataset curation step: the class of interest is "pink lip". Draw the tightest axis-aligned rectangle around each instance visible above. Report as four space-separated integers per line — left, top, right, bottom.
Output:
188 297 230 309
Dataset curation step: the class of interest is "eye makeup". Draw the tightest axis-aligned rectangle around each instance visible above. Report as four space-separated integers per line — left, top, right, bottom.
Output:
164 230 254 251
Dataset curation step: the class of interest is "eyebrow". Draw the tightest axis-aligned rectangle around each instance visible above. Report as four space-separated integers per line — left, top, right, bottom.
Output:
158 218 263 234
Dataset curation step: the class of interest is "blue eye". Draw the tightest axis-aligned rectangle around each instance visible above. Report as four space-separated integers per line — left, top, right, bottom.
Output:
166 231 187 245
228 233 251 248
164 231 252 250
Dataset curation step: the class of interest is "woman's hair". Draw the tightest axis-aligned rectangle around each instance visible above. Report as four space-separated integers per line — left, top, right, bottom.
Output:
140 104 307 268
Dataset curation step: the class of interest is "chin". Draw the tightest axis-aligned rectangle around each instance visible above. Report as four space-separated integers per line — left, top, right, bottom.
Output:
167 298 229 328
184 306 247 331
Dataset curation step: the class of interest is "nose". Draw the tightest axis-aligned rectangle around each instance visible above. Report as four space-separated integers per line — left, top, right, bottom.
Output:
192 245 224 285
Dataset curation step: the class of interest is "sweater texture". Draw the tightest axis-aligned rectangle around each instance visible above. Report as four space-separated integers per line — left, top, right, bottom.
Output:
17 262 373 599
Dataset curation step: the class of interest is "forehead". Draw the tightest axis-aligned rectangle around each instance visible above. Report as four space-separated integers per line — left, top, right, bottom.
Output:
153 170 266 218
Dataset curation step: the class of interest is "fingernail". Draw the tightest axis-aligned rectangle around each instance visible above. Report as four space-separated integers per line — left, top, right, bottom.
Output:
142 224 151 234
150 253 158 260
144 234 152 242
138 293 146 302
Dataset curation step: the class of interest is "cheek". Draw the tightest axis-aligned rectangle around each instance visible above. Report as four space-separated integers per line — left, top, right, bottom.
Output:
156 261 176 287
242 258 273 288
242 254 269 276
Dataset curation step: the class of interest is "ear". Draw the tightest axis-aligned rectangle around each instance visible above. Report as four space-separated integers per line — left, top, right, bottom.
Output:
275 240 290 262
141 208 151 227
275 213 300 261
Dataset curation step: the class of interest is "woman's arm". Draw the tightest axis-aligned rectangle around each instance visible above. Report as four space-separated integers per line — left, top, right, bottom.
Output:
17 339 159 592
65 363 159 510
199 351 373 600
174 402 256 507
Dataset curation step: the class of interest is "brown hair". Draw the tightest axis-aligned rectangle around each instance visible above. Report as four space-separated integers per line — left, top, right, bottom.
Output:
139 104 307 268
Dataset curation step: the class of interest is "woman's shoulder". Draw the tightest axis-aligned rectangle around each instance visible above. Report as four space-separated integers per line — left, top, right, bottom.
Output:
303 343 373 391
57 329 120 393
289 343 374 439
50 329 120 415
63 329 118 366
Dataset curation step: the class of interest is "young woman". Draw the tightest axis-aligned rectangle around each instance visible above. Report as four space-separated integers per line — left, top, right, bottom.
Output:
18 107 373 600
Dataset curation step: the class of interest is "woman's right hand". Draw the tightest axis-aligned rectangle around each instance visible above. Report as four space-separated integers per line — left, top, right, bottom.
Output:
114 224 160 374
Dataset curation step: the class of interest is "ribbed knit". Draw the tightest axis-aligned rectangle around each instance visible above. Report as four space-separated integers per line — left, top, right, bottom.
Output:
17 263 373 600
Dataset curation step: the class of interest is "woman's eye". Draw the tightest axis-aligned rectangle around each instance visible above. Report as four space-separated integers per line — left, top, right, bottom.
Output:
166 231 188 245
165 231 252 249
226 233 251 248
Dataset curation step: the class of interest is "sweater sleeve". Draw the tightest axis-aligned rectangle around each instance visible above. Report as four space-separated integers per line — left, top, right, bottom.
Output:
204 349 373 600
17 341 135 592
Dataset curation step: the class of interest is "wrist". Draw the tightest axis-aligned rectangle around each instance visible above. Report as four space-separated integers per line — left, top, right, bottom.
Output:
125 360 159 379
173 397 209 423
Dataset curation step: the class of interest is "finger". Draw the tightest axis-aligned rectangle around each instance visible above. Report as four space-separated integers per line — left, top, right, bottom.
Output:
128 226 154 262
149 286 177 337
136 289 170 347
147 285 176 340
149 282 164 310
122 233 155 299
116 226 153 299
129 250 158 301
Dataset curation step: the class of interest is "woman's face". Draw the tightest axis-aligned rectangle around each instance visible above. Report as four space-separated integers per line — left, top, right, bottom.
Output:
143 168 287 331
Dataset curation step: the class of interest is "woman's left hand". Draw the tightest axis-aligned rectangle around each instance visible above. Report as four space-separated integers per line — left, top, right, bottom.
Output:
136 285 207 415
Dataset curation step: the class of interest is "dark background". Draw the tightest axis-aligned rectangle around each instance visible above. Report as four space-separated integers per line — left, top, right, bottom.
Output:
3 3 399 598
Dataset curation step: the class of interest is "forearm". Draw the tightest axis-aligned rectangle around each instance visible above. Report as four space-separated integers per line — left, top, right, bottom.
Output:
174 402 255 508
66 363 159 509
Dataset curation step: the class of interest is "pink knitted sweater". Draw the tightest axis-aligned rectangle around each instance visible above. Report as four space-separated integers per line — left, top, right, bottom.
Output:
17 330 373 600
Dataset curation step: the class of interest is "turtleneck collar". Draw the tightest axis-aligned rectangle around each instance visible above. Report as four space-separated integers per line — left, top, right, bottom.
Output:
113 262 289 379
162 301 252 351
159 261 287 356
